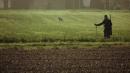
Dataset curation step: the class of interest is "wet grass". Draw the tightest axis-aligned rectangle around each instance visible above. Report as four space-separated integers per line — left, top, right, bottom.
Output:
0 10 130 43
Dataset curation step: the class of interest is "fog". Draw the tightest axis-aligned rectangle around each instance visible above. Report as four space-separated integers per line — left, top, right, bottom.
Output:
0 0 130 9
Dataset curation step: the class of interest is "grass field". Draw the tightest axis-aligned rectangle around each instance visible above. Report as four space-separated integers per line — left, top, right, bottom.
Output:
0 10 130 73
0 10 130 43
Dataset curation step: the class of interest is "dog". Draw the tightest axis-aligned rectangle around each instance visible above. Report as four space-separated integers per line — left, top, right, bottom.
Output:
58 17 63 22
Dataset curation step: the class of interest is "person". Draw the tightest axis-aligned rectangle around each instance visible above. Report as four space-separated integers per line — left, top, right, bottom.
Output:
95 15 112 39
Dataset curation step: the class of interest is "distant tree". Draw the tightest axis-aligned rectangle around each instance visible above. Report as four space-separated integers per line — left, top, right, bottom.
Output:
3 0 9 9
105 0 110 10
78 0 81 9
129 0 130 10
72 0 75 9
90 0 94 8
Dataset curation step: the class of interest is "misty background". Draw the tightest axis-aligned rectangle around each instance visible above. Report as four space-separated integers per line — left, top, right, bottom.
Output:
0 0 130 9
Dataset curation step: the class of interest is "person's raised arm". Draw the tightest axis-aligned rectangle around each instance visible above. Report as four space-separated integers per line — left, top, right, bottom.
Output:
95 20 105 26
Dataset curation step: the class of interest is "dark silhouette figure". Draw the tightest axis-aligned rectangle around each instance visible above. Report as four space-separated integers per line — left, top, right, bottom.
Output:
95 15 112 39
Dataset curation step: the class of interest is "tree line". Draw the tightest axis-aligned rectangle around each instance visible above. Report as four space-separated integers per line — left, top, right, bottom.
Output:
1 0 130 9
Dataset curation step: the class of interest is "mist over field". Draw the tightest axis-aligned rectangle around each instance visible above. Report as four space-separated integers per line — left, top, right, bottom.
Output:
0 0 130 9
0 0 130 73
0 10 130 43
0 0 130 43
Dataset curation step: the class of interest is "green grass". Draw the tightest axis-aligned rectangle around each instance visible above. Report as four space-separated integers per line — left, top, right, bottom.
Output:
0 10 130 43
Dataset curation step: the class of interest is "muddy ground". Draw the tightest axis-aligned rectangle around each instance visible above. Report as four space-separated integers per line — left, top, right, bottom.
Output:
0 46 130 73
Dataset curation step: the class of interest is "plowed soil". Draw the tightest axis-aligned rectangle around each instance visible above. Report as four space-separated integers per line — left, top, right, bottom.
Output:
0 46 130 73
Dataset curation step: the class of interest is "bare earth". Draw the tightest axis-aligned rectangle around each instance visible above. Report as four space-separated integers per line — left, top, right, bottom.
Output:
0 46 130 73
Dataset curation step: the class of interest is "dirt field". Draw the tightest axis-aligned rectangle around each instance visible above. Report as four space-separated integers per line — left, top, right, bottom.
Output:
0 46 130 73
